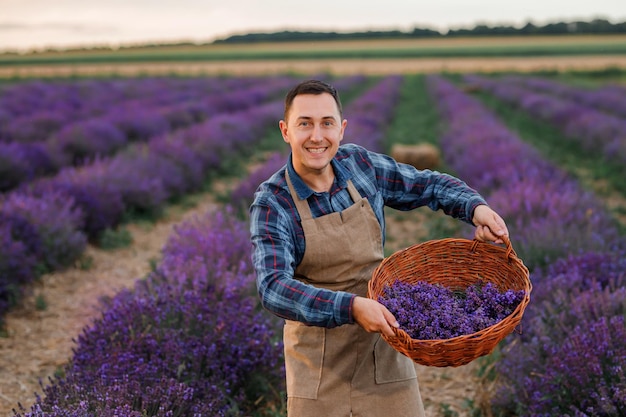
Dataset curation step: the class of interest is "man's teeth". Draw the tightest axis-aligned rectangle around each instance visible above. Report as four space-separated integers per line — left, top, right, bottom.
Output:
308 148 325 153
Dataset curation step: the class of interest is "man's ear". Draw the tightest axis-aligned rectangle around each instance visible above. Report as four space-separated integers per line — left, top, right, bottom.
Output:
279 120 289 143
339 118 347 142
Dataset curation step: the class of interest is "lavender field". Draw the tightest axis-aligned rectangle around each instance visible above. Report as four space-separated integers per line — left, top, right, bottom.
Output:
1 72 625 416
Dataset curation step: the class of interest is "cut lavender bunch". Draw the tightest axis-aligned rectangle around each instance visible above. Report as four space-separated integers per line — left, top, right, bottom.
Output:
379 280 526 340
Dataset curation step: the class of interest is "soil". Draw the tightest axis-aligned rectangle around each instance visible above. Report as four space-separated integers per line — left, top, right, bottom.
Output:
0 176 485 417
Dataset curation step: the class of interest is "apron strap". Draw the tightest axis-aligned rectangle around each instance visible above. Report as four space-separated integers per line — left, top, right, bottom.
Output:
285 170 313 220
346 180 362 202
285 169 362 222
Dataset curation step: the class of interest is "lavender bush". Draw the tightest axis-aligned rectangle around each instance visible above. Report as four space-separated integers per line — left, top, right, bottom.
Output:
28 171 126 240
493 250 626 416
0 142 55 191
0 190 85 323
3 110 69 143
14 209 285 417
147 136 206 194
464 74 626 166
0 190 85 272
230 151 286 213
0 214 42 317
47 119 127 166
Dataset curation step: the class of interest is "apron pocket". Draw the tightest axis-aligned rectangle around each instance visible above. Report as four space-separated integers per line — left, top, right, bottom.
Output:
284 322 325 399
374 335 416 384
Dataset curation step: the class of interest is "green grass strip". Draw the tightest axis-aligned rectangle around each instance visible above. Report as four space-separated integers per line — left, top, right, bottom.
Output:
383 74 464 246
3 41 626 66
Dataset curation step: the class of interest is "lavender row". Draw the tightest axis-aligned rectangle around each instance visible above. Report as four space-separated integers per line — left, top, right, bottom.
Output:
0 76 296 324
342 75 404 152
463 74 626 166
229 75 404 209
501 74 626 119
0 78 210 142
0 77 281 192
14 208 285 416
427 75 626 416
0 77 259 143
429 75 620 265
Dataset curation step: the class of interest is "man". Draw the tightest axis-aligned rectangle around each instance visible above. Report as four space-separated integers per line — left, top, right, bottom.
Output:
249 79 508 417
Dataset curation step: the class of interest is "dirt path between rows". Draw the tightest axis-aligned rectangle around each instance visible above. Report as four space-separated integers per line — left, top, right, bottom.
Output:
0 181 485 417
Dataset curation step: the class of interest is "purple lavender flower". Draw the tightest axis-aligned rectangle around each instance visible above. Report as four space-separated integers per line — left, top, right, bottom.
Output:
48 119 127 166
4 111 68 143
0 213 41 320
28 170 125 240
379 280 525 340
0 189 86 271
524 315 626 416
0 142 55 191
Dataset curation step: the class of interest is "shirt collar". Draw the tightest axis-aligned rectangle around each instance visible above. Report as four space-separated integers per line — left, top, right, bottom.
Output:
286 153 353 200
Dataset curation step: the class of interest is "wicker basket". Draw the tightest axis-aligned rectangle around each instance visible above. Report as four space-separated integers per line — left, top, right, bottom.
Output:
368 236 531 367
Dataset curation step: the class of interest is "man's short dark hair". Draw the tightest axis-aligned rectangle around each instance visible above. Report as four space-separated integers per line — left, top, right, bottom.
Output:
284 79 343 121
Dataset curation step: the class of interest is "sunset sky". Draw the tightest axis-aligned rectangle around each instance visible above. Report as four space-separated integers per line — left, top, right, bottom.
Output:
1 0 625 52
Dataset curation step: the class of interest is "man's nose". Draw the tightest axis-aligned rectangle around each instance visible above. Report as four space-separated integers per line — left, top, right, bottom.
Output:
311 124 323 141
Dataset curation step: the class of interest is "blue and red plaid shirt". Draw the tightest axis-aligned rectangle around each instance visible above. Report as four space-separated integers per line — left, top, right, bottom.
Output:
249 143 487 328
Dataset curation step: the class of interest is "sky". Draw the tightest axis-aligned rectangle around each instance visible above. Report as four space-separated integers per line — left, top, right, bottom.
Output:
1 0 626 53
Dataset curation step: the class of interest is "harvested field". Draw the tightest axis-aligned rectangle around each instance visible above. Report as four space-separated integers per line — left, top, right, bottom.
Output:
1 55 626 78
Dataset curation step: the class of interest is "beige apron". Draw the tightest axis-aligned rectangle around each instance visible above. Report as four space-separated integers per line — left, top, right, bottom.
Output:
284 171 425 417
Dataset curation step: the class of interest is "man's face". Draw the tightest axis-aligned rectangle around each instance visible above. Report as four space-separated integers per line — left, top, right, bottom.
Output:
279 93 346 177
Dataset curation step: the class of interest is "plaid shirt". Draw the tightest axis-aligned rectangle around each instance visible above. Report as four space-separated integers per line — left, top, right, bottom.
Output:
249 143 487 328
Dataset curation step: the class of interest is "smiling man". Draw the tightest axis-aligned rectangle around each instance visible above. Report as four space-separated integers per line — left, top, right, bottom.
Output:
249 79 508 417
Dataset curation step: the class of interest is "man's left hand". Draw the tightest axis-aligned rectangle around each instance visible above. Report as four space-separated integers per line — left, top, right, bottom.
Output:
472 204 509 244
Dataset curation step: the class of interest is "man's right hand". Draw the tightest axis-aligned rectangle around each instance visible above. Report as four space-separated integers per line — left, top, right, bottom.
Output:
352 296 399 337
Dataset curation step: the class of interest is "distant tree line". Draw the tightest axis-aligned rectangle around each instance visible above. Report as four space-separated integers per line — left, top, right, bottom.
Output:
4 18 623 55
213 18 626 44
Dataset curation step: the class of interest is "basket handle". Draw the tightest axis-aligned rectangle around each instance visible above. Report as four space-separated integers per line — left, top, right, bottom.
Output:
471 235 518 261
